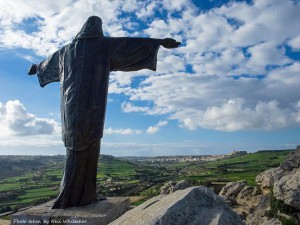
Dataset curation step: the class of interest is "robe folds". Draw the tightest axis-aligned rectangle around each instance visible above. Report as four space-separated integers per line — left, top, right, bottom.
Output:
37 37 161 151
36 16 161 208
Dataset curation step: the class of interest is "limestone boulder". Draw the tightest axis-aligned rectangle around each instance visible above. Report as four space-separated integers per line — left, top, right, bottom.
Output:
219 180 247 197
171 180 189 192
255 168 286 193
160 181 175 194
262 218 282 225
255 147 300 209
280 145 300 170
160 180 189 194
237 186 260 200
273 168 300 209
110 186 245 225
246 195 272 225
220 195 237 207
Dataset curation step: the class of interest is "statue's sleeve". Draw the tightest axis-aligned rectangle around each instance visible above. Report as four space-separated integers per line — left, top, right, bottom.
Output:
109 37 161 72
36 50 60 87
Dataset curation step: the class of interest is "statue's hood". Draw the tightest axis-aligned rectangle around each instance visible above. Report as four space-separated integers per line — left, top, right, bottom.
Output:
74 16 103 40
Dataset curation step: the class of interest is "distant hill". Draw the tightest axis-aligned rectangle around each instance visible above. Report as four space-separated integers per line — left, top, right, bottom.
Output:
0 149 294 216
0 155 65 180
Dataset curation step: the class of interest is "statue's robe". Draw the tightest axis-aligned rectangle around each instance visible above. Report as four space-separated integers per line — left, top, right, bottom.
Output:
36 16 161 208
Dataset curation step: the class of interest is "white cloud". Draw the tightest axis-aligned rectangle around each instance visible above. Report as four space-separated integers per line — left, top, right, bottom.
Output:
162 0 191 11
171 99 300 131
118 71 300 131
217 0 300 47
0 135 62 147
157 54 185 74
0 100 60 137
104 127 142 135
247 42 291 70
288 35 300 51
0 0 138 56
267 62 300 85
1 0 300 134
136 1 160 19
201 99 296 131
121 102 151 114
146 121 168 134
192 48 247 75
121 0 141 13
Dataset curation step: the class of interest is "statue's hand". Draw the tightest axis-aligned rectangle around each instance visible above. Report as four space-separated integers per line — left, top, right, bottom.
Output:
28 64 38 75
161 38 181 49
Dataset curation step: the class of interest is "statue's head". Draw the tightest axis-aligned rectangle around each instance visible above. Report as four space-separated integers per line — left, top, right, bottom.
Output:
74 16 104 40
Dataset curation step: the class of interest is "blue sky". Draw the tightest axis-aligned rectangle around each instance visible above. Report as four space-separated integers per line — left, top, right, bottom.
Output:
0 0 300 156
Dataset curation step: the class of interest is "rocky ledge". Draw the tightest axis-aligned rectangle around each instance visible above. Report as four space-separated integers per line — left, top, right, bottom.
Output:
111 186 244 225
219 146 300 225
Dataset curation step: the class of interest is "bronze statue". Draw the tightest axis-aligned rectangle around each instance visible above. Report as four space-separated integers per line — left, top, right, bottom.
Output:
28 16 180 209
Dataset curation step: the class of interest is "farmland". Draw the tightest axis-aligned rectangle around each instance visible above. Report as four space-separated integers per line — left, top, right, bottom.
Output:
0 149 293 217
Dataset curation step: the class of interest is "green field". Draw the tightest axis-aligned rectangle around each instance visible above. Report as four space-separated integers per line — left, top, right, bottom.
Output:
0 150 293 216
177 150 291 185
0 155 144 212
18 187 58 200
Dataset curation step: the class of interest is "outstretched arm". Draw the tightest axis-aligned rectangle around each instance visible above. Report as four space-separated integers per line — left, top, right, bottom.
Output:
27 49 60 87
110 37 181 72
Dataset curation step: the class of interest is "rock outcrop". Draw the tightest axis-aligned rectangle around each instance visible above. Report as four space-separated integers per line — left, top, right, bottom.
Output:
160 180 190 194
111 186 245 225
273 168 300 210
256 146 300 210
218 146 300 225
255 167 286 194
280 146 300 170
237 186 260 200
245 195 272 225
218 180 260 209
219 180 247 198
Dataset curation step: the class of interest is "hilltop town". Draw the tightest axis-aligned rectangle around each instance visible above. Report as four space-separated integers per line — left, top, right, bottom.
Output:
126 150 248 163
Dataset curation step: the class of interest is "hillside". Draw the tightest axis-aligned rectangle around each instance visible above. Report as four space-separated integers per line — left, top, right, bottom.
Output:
196 150 292 185
0 149 293 217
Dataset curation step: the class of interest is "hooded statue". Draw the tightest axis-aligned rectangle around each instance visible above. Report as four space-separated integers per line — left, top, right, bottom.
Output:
28 16 180 209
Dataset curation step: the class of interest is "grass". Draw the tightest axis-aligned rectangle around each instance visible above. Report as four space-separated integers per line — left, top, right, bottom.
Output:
45 170 63 176
17 187 58 200
0 173 39 183
97 158 138 177
123 179 140 184
179 150 292 185
131 200 146 206
205 150 291 168
0 183 22 192
0 150 293 212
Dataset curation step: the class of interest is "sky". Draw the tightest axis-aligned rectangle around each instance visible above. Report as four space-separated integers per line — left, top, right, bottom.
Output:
0 0 300 156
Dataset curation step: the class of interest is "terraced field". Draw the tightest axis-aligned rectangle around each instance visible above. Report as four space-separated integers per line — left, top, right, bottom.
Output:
0 149 292 217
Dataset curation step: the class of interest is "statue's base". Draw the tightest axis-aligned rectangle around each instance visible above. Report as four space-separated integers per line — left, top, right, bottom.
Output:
10 197 130 225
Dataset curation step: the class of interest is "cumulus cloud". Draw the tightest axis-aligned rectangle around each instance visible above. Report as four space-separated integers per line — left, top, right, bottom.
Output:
1 0 300 133
121 102 151 114
288 35 300 51
146 121 168 134
0 0 144 56
104 127 142 135
119 71 300 131
171 99 300 132
0 100 60 137
136 1 160 19
0 136 62 147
